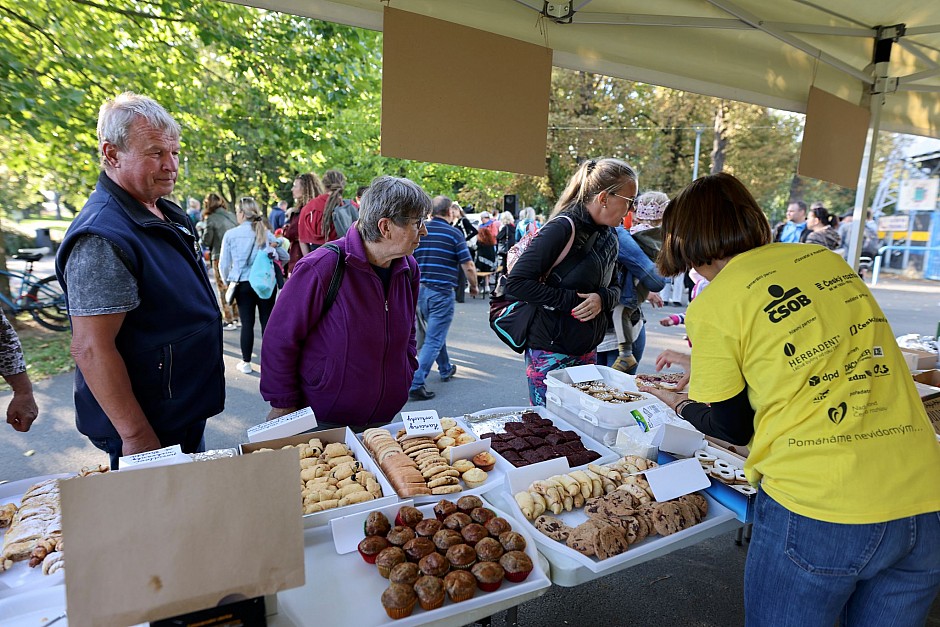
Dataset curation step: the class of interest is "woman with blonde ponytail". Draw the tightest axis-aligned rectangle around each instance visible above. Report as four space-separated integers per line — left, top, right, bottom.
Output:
505 157 637 405
298 169 346 249
219 197 289 374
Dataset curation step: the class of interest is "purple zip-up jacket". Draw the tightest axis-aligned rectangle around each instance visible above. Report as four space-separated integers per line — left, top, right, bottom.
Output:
260 227 419 426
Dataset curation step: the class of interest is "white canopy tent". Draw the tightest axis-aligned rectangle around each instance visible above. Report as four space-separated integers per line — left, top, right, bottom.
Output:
231 0 940 267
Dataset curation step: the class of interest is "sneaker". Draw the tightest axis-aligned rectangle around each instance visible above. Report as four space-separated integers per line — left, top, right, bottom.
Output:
612 355 638 373
223 322 238 331
440 364 457 382
408 385 436 401
236 360 252 374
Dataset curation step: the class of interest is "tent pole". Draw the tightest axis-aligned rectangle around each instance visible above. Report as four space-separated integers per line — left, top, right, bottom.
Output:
848 34 895 272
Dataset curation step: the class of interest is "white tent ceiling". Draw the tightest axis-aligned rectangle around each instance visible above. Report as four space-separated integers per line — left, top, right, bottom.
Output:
233 0 940 138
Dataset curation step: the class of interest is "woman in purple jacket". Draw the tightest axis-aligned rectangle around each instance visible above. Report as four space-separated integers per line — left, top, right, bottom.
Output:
260 175 430 429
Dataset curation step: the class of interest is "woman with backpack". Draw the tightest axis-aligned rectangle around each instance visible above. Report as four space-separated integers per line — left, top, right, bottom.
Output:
515 206 540 240
496 211 516 276
505 157 635 405
299 169 346 250
219 197 288 374
201 192 240 330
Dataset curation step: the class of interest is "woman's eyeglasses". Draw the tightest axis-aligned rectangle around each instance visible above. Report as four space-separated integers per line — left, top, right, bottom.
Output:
610 192 637 209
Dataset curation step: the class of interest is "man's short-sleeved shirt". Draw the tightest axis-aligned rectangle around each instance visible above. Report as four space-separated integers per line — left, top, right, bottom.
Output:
413 217 471 289
687 243 940 524
63 234 139 315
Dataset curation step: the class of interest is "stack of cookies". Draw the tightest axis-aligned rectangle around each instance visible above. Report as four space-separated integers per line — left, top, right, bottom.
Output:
693 449 755 495
568 380 646 404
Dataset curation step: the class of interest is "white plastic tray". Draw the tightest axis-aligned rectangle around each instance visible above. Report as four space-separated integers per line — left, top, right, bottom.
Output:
277 499 551 626
357 418 506 504
463 406 619 473
545 366 660 429
0 474 70 600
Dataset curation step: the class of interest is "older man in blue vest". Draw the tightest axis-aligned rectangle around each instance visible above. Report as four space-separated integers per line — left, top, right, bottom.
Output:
56 92 224 468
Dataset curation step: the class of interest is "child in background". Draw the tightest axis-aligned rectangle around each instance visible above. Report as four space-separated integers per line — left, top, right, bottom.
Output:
611 192 668 373
660 269 709 335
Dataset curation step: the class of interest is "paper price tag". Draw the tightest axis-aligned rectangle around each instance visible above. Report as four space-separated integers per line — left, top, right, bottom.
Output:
400 409 442 439
119 445 191 470
247 407 317 443
644 458 710 502
565 364 603 384
448 438 490 464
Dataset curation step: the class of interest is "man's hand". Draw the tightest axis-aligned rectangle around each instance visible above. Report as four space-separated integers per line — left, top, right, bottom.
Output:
121 429 162 456
266 405 300 421
7 390 38 432
647 293 664 308
468 283 479 297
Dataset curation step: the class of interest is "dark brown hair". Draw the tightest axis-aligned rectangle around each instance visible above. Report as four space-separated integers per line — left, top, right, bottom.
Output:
203 192 227 215
658 173 771 277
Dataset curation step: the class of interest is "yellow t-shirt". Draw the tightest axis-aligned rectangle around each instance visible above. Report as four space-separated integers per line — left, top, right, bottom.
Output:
688 243 940 523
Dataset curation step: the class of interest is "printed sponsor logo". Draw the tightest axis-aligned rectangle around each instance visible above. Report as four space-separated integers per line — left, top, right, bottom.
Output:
873 364 891 377
812 389 831 403
847 370 872 381
873 346 884 357
763 284 812 323
844 349 872 375
828 402 847 425
786 335 842 370
784 343 796 357
849 316 888 336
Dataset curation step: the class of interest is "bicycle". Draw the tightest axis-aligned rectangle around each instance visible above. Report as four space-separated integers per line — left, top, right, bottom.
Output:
0 247 70 332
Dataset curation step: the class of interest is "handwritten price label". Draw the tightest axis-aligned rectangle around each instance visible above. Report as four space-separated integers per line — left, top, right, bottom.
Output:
400 410 443 439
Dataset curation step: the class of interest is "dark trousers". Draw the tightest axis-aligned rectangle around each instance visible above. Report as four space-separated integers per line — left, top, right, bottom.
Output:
456 264 468 302
234 281 276 362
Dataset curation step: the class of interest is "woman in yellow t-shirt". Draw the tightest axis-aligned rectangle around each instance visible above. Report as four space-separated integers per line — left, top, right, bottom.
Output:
639 172 940 626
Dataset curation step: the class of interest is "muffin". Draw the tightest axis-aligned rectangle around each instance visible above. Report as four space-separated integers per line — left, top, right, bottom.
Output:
474 536 504 562
403 537 437 563
357 535 390 564
418 551 450 578
472 560 506 592
375 546 407 578
414 518 443 538
452 459 475 474
433 528 465 552
456 495 484 514
498 530 527 552
461 523 489 546
455 433 475 446
472 451 496 472
433 499 458 521
414 575 446 611
396 505 424 529
386 525 416 547
445 543 477 571
470 507 497 525
381 582 417 619
364 511 391 537
444 569 477 603
484 517 513 537
443 512 472 531
462 468 488 489
436 436 456 449
388 561 420 586
499 550 534 583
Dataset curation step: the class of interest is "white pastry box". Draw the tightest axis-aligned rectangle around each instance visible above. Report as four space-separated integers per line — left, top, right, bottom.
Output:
239 427 397 528
544 366 664 442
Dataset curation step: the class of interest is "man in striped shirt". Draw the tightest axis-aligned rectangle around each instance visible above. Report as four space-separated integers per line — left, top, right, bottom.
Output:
409 196 478 401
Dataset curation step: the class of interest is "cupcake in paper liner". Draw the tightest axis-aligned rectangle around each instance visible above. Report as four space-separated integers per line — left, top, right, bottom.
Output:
472 560 505 592
381 583 417 619
499 550 534 583
414 575 446 611
444 569 477 602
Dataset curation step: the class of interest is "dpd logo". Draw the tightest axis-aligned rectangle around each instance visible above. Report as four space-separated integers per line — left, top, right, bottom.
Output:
763 285 812 323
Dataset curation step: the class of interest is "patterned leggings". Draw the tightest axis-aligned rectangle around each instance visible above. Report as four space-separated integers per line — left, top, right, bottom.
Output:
525 348 597 406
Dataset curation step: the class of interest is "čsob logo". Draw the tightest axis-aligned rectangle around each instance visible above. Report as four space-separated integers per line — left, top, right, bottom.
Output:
763 284 812 323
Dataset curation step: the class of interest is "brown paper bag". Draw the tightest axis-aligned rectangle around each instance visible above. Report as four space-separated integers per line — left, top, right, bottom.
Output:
61 449 304 626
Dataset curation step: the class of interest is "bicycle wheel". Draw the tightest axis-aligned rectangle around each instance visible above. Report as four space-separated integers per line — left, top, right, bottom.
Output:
27 275 71 331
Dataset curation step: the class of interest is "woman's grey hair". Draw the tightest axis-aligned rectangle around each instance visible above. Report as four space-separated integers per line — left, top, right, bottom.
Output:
520 207 536 222
357 175 432 242
500 211 514 225
98 92 181 168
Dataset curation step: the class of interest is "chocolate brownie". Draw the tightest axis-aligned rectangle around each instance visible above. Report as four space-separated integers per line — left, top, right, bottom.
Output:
480 432 496 440
525 436 545 448
561 430 581 442
507 437 530 451
504 422 526 434
521 412 541 423
545 433 565 446
520 450 543 464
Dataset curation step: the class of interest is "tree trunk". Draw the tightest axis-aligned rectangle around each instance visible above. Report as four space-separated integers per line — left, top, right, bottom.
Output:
710 102 728 174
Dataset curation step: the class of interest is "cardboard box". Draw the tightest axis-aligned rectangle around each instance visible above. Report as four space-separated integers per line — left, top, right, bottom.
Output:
913 369 940 388
240 428 397 527
899 348 937 371
247 407 318 443
923 396 940 437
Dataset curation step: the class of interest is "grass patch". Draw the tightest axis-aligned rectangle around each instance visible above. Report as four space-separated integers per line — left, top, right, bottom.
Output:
0 316 73 389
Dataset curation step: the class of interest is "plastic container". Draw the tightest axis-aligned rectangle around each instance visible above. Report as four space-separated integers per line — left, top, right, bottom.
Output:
544 366 661 433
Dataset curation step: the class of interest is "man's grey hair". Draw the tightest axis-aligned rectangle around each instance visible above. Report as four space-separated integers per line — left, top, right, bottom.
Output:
357 175 432 242
98 92 181 168
431 195 452 217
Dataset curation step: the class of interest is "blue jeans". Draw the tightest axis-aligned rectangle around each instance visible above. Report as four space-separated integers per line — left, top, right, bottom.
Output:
89 420 208 470
598 325 647 373
745 488 940 626
411 284 455 389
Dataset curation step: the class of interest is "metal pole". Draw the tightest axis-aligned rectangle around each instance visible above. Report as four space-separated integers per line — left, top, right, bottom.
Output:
692 125 705 181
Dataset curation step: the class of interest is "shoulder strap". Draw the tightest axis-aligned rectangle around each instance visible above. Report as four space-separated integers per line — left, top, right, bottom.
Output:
321 243 345 317
549 215 577 271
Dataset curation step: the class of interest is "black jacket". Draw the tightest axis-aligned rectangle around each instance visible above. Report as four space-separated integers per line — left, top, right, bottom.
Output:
505 205 621 355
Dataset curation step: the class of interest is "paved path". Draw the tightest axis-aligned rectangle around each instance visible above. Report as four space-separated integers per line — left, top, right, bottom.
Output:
1 264 937 625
